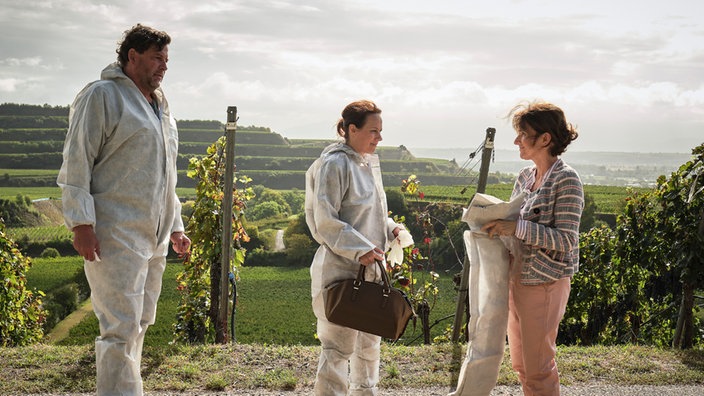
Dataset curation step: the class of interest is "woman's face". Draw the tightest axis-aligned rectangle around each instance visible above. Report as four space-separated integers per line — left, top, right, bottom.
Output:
514 124 546 161
348 113 383 155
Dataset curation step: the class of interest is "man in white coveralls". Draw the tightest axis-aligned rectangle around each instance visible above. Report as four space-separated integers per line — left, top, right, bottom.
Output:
57 24 190 396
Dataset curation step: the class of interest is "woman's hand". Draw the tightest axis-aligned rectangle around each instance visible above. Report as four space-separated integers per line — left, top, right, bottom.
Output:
392 226 401 238
481 220 517 238
359 247 385 266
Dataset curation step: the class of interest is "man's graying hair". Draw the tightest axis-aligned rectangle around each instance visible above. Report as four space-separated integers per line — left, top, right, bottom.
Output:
116 24 171 67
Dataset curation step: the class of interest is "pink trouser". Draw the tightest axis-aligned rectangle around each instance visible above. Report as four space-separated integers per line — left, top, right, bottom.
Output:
507 276 571 396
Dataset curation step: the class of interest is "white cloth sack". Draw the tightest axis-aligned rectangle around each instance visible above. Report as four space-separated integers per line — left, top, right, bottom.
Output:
449 193 525 396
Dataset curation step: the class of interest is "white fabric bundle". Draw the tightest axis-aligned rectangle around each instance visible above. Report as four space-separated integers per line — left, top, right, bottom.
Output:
387 228 414 266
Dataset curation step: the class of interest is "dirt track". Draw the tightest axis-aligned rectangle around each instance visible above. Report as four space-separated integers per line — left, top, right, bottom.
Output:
21 384 704 395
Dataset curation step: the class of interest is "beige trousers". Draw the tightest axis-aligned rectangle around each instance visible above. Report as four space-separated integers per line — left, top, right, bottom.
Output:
313 317 381 396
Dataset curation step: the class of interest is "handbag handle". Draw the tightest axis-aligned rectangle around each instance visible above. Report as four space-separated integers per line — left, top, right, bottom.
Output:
354 260 392 297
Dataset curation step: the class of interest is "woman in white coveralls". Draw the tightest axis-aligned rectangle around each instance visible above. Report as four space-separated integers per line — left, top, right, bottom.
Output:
305 100 402 395
57 24 190 396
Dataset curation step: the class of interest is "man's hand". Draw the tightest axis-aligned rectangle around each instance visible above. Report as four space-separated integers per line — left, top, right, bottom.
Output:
72 224 100 261
170 231 191 259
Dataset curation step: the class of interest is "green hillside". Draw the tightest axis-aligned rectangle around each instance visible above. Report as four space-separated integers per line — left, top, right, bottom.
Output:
0 103 475 190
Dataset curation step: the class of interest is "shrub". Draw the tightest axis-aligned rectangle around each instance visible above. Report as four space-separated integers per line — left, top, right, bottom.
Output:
243 248 288 267
240 224 266 253
281 189 304 215
42 283 80 332
283 234 315 266
0 218 46 346
248 201 288 221
174 136 253 344
40 247 60 258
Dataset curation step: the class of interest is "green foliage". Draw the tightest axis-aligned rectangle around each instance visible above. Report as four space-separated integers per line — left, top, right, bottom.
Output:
283 215 316 266
282 234 314 265
0 153 63 169
0 116 67 129
0 141 64 154
562 224 673 346
388 175 445 344
173 136 253 344
246 187 297 221
0 128 67 142
0 187 61 201
652 145 704 288
177 119 222 129
385 187 411 220
0 103 69 116
281 189 305 215
42 283 80 331
284 212 313 241
25 257 85 295
564 144 704 348
243 248 288 267
7 225 72 243
8 224 74 257
651 144 704 348
247 201 288 221
39 247 60 258
0 218 46 346
0 195 42 227
579 191 598 232
38 259 460 347
26 258 89 334
250 186 290 208
239 223 266 253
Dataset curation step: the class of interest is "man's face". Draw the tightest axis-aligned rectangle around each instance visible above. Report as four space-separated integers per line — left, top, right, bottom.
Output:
128 44 168 94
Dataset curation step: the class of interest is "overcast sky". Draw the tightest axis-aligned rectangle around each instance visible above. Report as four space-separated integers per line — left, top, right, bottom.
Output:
1 0 702 153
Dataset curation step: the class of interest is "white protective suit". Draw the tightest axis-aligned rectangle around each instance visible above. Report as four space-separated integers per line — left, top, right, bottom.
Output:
305 142 400 396
57 63 184 396
449 193 525 396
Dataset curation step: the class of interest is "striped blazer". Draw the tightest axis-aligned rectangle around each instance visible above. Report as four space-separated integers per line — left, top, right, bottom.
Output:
512 158 584 284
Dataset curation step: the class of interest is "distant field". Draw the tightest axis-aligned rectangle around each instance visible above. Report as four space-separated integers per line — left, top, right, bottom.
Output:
26 256 84 295
28 260 457 347
0 186 61 200
0 168 58 176
4 184 647 214
413 184 646 213
6 225 71 242
0 187 196 201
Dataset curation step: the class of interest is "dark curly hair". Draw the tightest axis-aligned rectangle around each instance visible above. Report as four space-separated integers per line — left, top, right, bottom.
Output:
509 101 578 156
116 24 171 67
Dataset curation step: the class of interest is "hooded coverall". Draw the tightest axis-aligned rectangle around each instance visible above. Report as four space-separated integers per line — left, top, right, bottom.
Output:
57 63 184 396
305 142 400 396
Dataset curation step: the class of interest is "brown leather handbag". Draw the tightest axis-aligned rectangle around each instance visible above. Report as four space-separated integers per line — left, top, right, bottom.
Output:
324 260 415 340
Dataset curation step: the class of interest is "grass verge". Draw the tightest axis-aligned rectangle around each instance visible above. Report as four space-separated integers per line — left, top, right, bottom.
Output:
1 343 702 394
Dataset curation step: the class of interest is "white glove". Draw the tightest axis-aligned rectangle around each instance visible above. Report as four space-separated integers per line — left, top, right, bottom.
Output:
387 229 414 266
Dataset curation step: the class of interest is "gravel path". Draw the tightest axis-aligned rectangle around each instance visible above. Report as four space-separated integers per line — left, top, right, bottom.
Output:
23 384 704 395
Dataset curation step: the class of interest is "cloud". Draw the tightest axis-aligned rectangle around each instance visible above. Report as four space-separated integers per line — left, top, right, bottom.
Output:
0 78 20 92
0 0 702 153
